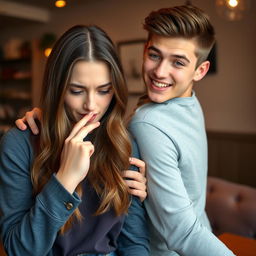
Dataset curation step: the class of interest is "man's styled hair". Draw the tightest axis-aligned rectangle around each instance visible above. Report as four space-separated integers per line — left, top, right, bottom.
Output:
144 5 215 66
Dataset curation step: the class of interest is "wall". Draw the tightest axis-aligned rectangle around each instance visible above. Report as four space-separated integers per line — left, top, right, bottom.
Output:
1 0 256 134
207 131 256 187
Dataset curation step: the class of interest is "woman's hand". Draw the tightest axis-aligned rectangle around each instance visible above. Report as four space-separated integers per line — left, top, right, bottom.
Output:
56 113 100 194
123 158 147 202
15 107 42 135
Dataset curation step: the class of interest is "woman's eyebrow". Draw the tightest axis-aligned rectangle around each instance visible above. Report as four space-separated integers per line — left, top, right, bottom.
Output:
97 82 112 89
69 82 112 89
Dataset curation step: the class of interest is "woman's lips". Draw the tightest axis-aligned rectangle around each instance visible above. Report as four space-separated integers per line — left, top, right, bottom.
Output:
88 114 97 122
78 113 98 122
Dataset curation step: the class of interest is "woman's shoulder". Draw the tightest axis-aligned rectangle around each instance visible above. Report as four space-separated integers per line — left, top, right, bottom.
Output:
0 127 35 154
1 127 32 142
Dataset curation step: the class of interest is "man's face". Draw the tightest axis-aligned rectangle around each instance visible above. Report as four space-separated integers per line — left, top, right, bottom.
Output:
142 34 207 103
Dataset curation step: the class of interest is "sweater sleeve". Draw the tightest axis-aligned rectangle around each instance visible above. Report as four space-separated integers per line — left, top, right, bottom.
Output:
0 128 81 256
129 122 235 256
116 137 149 256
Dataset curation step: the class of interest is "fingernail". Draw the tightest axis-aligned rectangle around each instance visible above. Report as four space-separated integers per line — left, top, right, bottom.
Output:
129 157 133 162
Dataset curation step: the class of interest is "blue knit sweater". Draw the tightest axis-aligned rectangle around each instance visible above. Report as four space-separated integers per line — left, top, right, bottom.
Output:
0 128 149 256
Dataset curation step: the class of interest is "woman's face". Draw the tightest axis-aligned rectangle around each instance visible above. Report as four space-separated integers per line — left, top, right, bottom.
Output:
65 60 114 123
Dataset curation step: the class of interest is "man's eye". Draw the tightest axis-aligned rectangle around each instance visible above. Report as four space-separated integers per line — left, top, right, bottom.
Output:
148 53 160 61
173 60 185 67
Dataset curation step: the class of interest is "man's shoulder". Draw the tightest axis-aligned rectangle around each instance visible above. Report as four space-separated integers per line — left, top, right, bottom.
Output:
130 103 162 123
130 100 181 126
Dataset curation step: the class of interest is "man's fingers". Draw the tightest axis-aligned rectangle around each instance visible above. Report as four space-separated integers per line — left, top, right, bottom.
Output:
123 170 146 183
125 179 146 191
33 108 42 121
127 188 147 202
124 158 147 202
129 157 146 177
25 111 40 134
15 118 27 131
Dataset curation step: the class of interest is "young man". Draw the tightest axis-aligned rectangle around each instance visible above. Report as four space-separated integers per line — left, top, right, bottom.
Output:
128 5 235 256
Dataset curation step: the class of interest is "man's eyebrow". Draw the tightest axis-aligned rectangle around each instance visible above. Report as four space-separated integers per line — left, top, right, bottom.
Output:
171 54 190 63
147 46 190 63
69 82 112 89
148 46 161 54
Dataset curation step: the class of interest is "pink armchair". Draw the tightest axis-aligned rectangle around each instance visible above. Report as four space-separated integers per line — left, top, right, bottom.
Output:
206 176 256 238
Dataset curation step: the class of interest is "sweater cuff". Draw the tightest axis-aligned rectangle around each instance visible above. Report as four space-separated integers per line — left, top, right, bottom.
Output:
36 174 81 222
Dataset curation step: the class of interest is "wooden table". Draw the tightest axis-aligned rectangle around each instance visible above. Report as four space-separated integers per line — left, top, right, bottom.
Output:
218 233 256 256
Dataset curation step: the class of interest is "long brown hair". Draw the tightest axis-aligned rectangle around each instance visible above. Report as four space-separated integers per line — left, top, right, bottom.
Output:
31 25 131 233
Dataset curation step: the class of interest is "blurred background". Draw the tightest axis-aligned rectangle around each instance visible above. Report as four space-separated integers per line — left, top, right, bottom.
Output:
0 0 255 186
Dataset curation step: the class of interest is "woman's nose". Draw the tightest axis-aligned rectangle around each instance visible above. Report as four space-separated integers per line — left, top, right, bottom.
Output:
84 94 96 111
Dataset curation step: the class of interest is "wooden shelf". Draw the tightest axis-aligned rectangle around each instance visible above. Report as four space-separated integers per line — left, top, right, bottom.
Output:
0 57 31 64
0 47 32 136
0 39 45 137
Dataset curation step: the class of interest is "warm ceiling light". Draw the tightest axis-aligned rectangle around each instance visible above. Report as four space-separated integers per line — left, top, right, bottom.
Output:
44 48 52 57
55 0 66 8
216 0 250 21
228 0 238 7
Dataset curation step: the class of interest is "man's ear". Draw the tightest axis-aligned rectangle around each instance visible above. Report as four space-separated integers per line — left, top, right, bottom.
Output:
193 60 210 82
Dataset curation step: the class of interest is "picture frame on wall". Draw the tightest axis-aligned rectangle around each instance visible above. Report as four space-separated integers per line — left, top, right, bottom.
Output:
117 39 146 94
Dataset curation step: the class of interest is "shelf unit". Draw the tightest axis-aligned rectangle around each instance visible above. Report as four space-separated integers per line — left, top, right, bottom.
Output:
0 56 32 136
0 40 44 137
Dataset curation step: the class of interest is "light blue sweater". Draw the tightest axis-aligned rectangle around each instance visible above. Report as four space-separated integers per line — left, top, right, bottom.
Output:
129 92 235 256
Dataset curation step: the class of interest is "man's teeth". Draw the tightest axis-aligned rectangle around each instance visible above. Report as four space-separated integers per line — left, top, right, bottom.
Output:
153 80 170 88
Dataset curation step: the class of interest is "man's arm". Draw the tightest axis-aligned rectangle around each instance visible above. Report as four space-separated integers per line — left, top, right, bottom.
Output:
129 121 235 256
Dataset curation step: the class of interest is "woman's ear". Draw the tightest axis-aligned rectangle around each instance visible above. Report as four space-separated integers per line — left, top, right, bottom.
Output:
193 60 210 82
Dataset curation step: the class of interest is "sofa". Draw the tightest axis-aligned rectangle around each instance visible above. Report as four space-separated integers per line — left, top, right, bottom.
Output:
206 176 256 239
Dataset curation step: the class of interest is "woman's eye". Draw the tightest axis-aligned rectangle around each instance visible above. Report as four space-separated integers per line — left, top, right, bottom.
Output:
69 89 83 95
98 89 111 95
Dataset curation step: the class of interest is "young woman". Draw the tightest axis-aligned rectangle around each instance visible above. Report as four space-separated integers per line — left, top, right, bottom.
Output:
0 25 149 256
